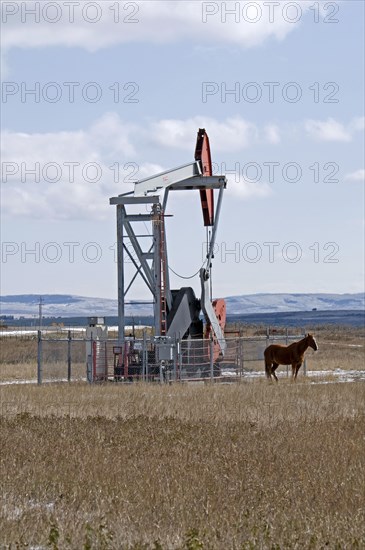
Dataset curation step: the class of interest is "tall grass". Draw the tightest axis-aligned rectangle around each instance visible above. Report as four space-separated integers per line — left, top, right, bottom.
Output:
1 382 364 548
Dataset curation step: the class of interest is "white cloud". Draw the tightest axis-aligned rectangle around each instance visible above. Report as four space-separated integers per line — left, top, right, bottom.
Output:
151 116 259 152
1 114 138 220
304 118 352 142
345 169 365 182
2 113 278 219
304 116 365 143
264 124 281 144
88 113 137 158
1 1 303 59
226 175 273 200
10 111 357 221
349 116 365 132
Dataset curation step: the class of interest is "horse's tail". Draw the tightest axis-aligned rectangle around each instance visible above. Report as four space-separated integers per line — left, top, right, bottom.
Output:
265 362 271 379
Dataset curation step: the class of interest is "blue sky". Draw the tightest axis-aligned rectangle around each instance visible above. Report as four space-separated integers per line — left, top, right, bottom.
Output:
1 0 364 301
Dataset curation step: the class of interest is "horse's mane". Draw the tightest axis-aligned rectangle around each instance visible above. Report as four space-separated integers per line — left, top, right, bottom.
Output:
286 335 307 349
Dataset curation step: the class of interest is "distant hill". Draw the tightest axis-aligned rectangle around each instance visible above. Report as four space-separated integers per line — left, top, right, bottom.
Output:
0 292 364 318
0 294 147 318
226 292 365 315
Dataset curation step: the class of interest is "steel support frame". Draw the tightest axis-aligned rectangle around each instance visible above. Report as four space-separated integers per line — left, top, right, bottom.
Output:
111 176 227 346
115 197 162 344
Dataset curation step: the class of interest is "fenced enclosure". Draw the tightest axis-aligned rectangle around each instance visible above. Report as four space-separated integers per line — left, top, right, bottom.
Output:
30 329 307 384
37 331 86 384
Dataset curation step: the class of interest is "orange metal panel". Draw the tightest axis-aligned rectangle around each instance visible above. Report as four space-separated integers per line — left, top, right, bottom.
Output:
205 298 227 361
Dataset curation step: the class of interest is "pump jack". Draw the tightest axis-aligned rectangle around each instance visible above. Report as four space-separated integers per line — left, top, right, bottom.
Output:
110 129 227 377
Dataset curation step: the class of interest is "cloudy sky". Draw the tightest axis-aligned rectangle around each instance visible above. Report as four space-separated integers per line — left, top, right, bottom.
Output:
1 0 364 302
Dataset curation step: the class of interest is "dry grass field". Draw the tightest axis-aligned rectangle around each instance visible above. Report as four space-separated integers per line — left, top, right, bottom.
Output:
1 381 365 549
1 325 364 548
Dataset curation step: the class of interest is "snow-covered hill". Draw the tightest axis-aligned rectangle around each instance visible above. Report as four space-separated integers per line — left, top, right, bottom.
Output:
1 292 364 318
0 294 145 318
226 293 365 315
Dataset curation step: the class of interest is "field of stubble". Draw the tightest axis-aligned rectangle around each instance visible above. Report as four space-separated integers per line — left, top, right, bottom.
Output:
0 326 364 548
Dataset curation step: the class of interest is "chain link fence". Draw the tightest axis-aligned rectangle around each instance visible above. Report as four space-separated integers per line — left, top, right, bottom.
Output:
38 332 86 383
33 330 306 384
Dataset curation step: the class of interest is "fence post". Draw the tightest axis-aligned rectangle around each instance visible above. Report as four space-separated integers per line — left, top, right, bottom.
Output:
37 330 42 385
285 328 289 377
87 336 93 383
173 337 177 382
67 330 72 382
239 337 243 379
159 361 165 384
178 337 182 381
104 340 108 381
142 329 147 381
238 328 242 379
209 337 214 381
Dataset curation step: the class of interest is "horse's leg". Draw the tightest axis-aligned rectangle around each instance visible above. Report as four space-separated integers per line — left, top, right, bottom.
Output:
294 362 302 380
271 362 279 382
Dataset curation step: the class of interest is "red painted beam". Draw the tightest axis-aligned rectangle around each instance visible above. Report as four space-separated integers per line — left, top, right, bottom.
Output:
195 128 214 226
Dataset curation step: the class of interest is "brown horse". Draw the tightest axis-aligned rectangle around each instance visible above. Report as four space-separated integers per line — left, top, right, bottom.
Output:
264 334 318 382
